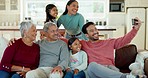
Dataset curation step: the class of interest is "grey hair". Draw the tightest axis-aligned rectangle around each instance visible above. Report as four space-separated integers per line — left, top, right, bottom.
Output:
19 21 35 37
43 22 57 32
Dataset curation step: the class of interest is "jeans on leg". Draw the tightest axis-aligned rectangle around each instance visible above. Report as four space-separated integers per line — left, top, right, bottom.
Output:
64 70 86 78
74 71 86 78
64 70 73 78
0 70 22 78
0 70 10 78
87 62 123 78
11 73 22 78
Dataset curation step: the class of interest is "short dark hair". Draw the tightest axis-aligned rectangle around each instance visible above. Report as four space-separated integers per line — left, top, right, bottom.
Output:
82 22 95 34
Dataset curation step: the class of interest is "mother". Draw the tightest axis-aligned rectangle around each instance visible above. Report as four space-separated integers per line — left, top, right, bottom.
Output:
57 0 87 40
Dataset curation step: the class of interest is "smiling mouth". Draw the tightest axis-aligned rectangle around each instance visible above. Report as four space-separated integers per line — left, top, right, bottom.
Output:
54 14 57 16
93 33 98 36
73 10 77 12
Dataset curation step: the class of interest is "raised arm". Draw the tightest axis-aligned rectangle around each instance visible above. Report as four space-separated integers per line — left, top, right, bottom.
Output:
114 17 142 49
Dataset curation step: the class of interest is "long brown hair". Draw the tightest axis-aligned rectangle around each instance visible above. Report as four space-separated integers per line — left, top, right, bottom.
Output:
45 4 56 23
62 0 77 15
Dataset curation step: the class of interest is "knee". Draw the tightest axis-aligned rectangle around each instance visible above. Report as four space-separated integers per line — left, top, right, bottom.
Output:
89 62 97 66
26 70 32 76
50 72 62 78
88 62 97 70
11 74 21 78
26 70 36 78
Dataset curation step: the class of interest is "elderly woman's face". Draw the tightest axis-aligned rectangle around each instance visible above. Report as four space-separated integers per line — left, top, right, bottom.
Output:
25 25 37 41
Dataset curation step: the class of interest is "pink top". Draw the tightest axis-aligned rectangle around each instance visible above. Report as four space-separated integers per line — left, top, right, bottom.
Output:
81 28 138 66
0 38 40 72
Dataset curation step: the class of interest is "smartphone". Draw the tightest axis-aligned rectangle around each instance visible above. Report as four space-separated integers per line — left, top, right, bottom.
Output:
132 19 138 25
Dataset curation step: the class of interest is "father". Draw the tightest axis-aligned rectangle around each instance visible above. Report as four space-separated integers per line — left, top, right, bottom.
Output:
80 17 145 78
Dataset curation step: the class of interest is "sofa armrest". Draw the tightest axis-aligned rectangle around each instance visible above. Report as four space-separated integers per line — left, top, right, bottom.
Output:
144 58 148 76
115 44 137 73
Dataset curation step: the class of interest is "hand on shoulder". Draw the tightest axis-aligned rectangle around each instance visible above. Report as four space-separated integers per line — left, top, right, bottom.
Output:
8 38 17 46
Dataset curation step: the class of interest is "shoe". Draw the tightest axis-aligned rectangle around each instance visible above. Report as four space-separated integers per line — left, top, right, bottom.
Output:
137 75 147 78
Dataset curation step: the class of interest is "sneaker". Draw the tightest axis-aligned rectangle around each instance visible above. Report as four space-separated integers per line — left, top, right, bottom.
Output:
137 75 147 78
126 74 137 78
126 73 147 78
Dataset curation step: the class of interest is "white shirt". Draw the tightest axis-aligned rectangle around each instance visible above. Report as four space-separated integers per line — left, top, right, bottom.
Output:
70 50 88 71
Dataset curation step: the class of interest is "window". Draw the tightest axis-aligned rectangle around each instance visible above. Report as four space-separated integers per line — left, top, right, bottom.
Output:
21 0 109 26
78 0 109 23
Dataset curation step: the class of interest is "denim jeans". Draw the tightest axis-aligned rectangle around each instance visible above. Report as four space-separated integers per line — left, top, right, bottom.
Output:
0 70 22 78
64 70 86 78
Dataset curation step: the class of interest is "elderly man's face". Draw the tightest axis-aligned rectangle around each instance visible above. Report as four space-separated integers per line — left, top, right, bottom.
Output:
46 25 59 41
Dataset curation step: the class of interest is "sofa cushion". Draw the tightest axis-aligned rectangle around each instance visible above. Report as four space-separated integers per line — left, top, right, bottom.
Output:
115 44 137 73
144 58 148 76
0 36 8 61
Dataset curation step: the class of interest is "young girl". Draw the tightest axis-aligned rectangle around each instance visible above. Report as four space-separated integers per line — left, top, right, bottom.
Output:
64 37 87 78
45 4 58 23
40 4 58 39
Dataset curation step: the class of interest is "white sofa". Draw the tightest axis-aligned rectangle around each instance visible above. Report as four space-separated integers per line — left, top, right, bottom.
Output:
0 35 8 61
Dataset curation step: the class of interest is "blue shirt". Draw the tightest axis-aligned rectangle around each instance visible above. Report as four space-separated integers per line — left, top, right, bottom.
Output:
57 13 84 35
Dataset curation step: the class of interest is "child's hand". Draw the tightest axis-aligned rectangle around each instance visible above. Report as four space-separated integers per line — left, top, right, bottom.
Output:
16 71 26 77
66 68 71 72
74 69 79 74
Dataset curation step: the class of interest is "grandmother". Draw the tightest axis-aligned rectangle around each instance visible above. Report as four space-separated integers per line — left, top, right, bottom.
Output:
0 22 40 78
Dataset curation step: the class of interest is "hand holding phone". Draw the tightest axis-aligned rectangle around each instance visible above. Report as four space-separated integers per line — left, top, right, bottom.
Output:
132 17 142 30
132 19 138 25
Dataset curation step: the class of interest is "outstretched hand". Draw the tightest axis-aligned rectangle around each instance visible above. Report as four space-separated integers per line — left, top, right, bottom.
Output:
133 17 142 30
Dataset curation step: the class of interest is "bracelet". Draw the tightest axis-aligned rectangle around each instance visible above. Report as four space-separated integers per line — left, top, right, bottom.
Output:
22 66 24 72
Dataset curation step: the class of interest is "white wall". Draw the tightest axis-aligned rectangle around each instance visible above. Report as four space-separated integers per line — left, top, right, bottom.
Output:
108 13 126 26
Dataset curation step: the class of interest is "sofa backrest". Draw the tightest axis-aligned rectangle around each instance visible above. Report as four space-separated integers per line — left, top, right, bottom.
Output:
115 44 137 72
0 36 8 61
